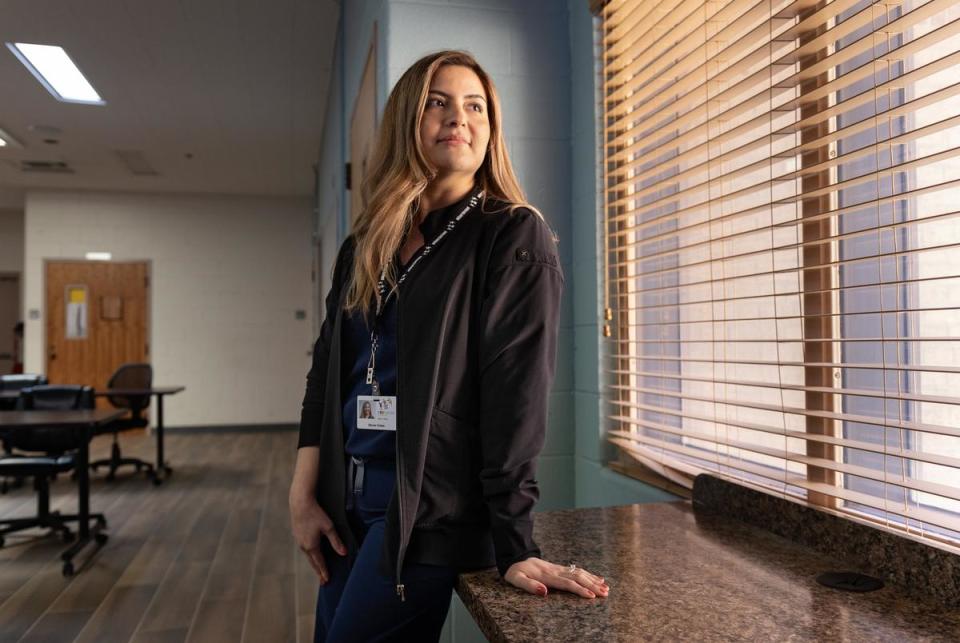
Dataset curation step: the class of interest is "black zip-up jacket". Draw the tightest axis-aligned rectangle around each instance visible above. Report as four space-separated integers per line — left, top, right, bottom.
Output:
297 192 563 598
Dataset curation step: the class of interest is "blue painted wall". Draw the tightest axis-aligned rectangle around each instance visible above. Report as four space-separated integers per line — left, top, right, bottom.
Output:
313 0 390 255
385 0 577 512
567 0 679 508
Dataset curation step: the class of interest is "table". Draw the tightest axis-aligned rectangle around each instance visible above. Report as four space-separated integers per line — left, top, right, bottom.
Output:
456 502 960 641
0 390 21 410
0 409 125 576
95 386 184 485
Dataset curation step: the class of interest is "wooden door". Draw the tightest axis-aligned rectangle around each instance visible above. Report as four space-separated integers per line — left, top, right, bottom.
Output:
45 261 149 398
349 28 378 227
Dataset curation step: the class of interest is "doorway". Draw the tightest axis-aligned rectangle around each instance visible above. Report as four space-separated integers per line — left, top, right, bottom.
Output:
0 273 20 375
44 261 150 394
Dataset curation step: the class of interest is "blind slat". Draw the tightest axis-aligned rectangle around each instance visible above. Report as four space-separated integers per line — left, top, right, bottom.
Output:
606 81 960 189
608 392 960 441
606 75 960 187
609 193 960 263
610 420 960 471
606 241 960 288
605 137 960 213
608 355 960 375
607 371 960 407
608 397 960 445
608 428 960 501
610 276 960 312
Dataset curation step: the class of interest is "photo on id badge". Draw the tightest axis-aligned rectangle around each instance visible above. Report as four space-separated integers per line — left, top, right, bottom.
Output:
357 395 397 431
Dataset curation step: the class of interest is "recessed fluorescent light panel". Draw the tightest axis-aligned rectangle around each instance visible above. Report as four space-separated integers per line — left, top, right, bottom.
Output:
85 252 112 261
0 126 22 148
6 43 105 105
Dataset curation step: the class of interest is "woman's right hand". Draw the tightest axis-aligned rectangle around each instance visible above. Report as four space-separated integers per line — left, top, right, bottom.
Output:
289 495 347 584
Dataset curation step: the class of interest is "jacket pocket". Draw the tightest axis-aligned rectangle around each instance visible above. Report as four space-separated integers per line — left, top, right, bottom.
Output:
416 406 476 526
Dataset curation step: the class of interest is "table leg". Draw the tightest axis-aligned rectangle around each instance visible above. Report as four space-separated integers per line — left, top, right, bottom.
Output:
59 425 108 575
153 394 172 485
77 438 89 539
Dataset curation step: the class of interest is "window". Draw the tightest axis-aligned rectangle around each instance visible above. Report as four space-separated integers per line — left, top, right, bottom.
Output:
598 0 960 548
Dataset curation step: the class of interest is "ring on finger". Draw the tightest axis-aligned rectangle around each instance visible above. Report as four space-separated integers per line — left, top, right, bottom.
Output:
568 563 577 574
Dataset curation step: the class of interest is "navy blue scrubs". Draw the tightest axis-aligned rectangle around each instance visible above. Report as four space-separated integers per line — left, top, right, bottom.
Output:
314 259 458 643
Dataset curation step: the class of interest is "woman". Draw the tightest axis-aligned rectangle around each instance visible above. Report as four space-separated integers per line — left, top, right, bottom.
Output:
289 50 609 642
359 401 373 419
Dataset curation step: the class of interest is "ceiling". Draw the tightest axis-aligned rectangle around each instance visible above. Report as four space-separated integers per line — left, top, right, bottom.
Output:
0 0 339 207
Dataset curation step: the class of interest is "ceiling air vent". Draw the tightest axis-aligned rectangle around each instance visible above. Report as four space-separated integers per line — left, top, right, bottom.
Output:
20 160 73 173
115 150 159 176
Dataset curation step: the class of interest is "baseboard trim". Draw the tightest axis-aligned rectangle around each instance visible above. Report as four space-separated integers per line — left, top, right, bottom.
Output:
164 424 298 434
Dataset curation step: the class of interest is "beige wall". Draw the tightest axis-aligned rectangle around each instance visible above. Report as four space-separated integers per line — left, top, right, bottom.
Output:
23 190 314 427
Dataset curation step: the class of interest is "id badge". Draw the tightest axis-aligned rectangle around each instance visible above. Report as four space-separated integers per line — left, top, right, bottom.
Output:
357 395 397 431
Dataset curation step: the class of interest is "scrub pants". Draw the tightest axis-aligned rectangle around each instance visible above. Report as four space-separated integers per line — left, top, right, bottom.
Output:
314 457 458 643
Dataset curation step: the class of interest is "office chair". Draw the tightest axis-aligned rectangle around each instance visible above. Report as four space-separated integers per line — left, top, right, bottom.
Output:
0 373 47 411
19 385 96 452
90 363 155 481
0 373 49 493
0 385 106 553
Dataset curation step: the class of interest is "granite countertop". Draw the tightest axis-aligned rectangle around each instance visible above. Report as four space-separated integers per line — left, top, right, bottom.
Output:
456 501 960 642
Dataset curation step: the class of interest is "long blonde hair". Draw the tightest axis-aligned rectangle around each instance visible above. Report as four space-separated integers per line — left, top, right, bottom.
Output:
345 50 538 321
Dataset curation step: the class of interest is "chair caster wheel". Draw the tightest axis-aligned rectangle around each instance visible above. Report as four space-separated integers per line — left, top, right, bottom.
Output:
152 476 162 486
94 533 108 545
96 516 107 528
62 562 74 577
61 530 74 543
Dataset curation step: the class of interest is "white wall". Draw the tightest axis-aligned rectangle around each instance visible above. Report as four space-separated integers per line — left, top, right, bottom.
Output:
0 209 24 273
23 190 314 427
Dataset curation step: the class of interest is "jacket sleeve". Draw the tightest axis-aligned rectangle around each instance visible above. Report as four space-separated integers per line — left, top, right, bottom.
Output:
477 209 564 576
297 235 355 449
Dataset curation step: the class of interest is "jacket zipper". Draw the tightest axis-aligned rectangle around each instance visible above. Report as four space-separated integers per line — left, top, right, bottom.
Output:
394 288 406 602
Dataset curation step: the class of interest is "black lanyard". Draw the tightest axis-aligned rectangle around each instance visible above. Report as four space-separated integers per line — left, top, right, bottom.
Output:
365 188 484 393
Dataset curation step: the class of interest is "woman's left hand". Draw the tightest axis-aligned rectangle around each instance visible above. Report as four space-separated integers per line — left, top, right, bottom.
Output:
504 557 609 599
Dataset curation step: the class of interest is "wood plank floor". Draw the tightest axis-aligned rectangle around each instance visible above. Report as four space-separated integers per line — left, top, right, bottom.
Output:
0 429 317 643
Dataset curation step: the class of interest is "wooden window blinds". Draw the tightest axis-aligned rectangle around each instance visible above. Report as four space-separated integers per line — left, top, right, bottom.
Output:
599 0 960 549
